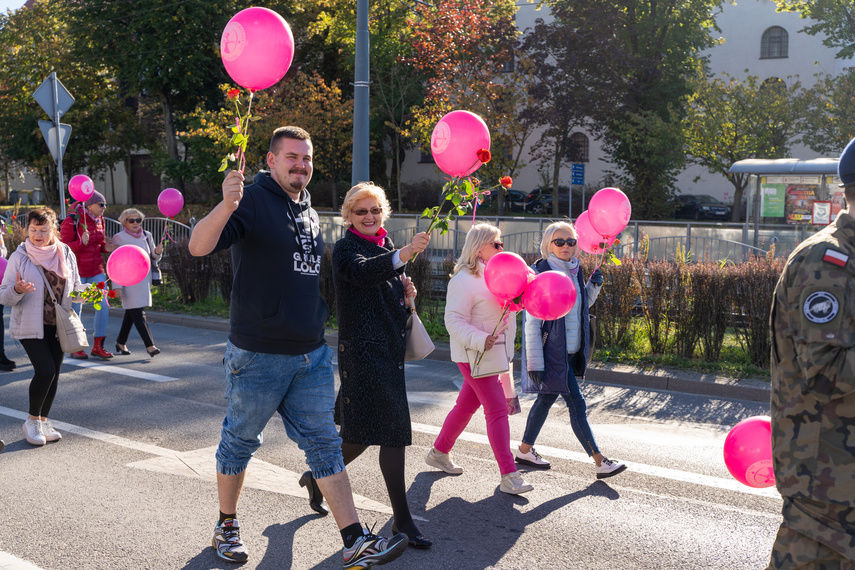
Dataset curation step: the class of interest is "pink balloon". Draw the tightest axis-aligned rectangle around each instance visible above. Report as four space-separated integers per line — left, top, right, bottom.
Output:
575 210 616 255
221 8 294 91
68 175 95 202
522 270 577 321
588 187 631 238
723 416 775 488
158 188 184 218
430 110 491 177
484 252 530 301
107 245 151 287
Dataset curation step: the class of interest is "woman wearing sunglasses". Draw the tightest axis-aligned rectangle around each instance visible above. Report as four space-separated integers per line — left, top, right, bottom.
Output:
424 222 534 495
59 191 116 360
110 209 162 357
515 221 627 479
299 182 433 548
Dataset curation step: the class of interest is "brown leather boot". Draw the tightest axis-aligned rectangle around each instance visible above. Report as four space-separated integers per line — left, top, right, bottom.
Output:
91 336 114 360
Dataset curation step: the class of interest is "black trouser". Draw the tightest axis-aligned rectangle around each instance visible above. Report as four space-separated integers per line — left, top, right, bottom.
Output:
116 308 154 347
20 325 64 418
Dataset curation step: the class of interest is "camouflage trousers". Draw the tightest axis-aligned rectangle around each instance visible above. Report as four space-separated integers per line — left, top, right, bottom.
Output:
768 497 855 570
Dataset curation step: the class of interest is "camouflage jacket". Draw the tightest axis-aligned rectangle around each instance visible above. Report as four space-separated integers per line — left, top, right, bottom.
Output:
770 211 855 506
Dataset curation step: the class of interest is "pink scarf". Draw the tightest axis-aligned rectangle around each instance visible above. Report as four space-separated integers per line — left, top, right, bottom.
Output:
124 227 144 239
25 239 69 278
348 226 387 247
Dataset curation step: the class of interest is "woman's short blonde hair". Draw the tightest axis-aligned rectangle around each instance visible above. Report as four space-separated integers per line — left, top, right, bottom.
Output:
540 221 577 259
118 208 145 225
340 182 392 228
452 222 501 277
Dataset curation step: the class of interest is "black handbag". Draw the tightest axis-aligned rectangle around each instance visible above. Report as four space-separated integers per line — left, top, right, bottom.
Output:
147 233 162 286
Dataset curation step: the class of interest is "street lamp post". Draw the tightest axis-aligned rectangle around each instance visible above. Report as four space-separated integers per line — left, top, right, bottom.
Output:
352 0 370 186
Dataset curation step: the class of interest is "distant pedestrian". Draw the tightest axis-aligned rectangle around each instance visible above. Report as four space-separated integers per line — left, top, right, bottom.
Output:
59 191 116 360
0 208 85 446
425 222 533 495
111 209 162 357
767 136 855 568
516 221 627 479
189 126 408 567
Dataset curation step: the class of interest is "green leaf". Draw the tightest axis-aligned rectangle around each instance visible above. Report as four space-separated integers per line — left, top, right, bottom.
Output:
452 193 462 206
93 302 101 311
421 208 432 217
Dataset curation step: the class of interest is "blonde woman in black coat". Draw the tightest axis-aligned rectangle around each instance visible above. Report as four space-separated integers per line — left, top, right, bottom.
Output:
298 182 432 549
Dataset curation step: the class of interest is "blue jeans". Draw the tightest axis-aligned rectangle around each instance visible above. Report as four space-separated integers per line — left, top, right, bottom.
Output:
215 342 345 478
72 273 109 338
521 363 600 457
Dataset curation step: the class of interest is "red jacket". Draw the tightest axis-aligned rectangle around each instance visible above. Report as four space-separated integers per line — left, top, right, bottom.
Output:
59 205 108 278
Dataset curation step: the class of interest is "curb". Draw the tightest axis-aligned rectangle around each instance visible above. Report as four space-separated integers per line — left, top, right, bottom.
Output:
88 306 770 403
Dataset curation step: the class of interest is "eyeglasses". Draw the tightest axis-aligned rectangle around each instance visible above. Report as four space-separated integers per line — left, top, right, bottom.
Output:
95 203 106 207
493 242 505 250
552 238 577 247
127 218 142 224
353 207 382 216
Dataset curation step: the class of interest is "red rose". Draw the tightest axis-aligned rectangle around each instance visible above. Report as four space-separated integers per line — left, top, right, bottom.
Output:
476 148 491 164
107 290 116 299
96 282 105 289
227 88 240 101
500 176 513 188
11 215 15 220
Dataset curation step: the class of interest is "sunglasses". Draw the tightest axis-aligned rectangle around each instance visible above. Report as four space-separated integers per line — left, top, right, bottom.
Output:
127 218 142 224
493 242 505 250
552 238 578 247
353 207 382 216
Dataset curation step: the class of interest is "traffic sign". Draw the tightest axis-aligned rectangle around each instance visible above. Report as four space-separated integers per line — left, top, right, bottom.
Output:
571 163 585 185
33 74 75 120
38 121 72 162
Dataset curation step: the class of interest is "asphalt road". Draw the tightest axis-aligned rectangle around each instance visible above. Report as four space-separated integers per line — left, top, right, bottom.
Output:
0 314 780 570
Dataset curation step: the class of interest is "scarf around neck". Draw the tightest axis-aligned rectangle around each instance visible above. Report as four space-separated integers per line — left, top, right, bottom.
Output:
124 227 145 239
348 225 387 247
24 239 69 278
547 254 580 277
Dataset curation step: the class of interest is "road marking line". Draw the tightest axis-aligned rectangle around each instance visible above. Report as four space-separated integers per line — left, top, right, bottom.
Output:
65 360 177 382
410 421 780 499
0 406 403 519
0 552 46 570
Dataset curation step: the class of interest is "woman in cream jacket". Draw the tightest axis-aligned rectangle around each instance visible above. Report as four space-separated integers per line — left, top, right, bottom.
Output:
424 222 533 495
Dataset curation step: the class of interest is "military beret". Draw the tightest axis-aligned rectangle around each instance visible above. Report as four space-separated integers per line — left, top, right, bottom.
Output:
839 135 855 187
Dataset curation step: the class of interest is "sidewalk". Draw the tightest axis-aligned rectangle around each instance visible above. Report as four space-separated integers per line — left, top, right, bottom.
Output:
92 306 771 404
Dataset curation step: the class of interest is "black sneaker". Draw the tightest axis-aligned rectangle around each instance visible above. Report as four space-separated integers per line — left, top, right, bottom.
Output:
212 518 248 563
342 529 407 569
0 354 15 371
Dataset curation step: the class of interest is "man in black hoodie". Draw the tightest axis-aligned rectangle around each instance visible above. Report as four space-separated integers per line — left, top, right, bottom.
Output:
190 126 407 568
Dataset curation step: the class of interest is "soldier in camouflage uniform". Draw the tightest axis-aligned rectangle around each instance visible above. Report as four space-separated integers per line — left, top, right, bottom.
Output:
768 137 855 569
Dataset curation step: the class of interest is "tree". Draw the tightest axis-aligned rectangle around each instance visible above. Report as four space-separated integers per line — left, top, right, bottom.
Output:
683 69 804 221
776 0 855 59
0 1 124 206
401 0 532 213
798 70 855 156
65 0 237 189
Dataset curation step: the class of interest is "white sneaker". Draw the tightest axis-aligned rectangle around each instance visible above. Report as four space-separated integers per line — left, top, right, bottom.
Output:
22 419 46 446
499 471 533 494
596 457 627 479
515 446 551 469
41 420 61 442
425 447 464 475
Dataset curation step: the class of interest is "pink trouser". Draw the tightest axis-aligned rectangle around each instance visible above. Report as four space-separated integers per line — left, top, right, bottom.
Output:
433 363 516 475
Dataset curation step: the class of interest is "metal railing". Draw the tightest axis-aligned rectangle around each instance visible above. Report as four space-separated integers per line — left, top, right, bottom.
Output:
102 217 193 243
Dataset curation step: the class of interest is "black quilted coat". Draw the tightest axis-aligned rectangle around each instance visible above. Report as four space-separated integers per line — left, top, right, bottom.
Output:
332 230 412 446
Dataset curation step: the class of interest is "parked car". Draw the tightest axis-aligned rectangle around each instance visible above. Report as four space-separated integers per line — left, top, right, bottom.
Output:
524 186 583 216
478 188 526 213
673 194 732 221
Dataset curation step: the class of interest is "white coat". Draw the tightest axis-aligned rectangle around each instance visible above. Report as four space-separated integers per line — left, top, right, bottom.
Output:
0 242 84 339
444 267 516 365
110 230 162 309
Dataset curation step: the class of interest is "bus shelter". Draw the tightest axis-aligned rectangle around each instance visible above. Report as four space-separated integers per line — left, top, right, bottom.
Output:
729 158 841 247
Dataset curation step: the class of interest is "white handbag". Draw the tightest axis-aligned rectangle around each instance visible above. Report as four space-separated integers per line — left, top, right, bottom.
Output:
465 335 510 379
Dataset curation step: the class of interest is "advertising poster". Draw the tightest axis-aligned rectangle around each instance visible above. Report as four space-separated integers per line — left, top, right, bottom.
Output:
786 184 817 225
828 176 845 220
761 182 786 217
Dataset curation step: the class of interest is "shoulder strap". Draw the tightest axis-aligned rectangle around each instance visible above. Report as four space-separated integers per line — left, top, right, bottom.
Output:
33 263 59 305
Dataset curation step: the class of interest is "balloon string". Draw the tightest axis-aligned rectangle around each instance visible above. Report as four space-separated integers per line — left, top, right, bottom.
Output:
237 91 255 175
475 303 512 366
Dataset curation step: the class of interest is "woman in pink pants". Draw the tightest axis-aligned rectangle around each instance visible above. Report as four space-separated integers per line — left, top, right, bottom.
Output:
424 222 533 495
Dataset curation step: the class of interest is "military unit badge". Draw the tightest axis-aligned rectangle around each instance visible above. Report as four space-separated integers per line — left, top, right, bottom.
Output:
803 291 840 324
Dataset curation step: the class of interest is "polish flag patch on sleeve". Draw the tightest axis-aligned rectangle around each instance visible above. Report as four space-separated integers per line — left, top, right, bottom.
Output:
822 249 849 267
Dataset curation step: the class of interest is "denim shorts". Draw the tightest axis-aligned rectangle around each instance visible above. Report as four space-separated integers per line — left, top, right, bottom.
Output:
215 341 345 478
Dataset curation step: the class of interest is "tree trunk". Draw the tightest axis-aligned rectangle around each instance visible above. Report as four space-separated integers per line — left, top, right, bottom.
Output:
552 138 562 216
160 90 184 192
730 174 747 222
